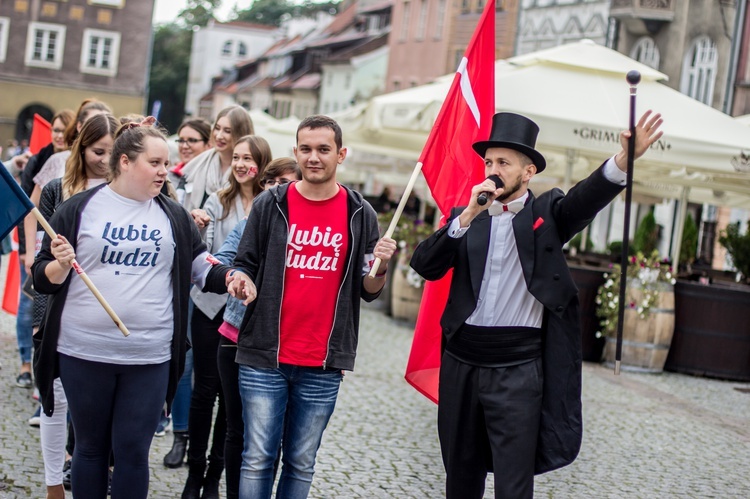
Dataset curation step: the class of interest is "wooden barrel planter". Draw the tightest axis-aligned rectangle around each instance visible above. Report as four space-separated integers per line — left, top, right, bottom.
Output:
665 280 750 381
603 281 675 373
390 266 423 323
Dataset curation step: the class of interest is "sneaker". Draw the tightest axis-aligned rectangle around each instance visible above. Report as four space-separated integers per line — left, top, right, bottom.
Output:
28 406 41 427
154 414 171 437
15 372 32 388
32 387 40 401
62 459 72 490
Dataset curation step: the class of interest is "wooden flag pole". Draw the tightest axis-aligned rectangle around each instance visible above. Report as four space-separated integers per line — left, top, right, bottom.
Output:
31 207 130 337
614 70 641 375
368 161 425 278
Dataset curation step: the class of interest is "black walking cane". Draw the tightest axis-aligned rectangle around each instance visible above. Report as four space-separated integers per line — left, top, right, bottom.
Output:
614 70 641 375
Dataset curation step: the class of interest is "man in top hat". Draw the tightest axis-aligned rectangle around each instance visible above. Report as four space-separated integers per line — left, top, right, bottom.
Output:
410 110 663 498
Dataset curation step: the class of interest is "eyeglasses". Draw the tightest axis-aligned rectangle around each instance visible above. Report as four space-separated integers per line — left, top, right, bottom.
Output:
264 178 293 186
52 128 65 135
176 138 206 145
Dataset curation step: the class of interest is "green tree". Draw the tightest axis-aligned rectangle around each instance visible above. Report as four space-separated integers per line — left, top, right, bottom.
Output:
234 0 340 27
719 222 750 281
179 0 222 28
679 213 698 267
633 210 659 255
148 24 193 134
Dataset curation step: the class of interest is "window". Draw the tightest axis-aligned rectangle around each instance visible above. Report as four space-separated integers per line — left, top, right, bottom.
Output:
80 29 121 76
238 42 247 57
416 0 428 40
25 22 66 69
477 0 484 12
630 37 660 70
222 40 233 56
680 36 717 106
0 18 9 63
461 0 470 14
400 1 411 41
393 80 401 91
434 0 446 39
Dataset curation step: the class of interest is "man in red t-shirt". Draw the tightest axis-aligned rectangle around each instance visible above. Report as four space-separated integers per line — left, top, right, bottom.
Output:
228 115 397 498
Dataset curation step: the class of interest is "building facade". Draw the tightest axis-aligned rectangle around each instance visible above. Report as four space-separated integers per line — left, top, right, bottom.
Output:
385 0 519 93
0 0 155 144
184 20 277 116
516 0 610 55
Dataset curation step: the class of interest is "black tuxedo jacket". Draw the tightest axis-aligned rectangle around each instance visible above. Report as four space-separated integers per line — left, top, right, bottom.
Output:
411 163 623 474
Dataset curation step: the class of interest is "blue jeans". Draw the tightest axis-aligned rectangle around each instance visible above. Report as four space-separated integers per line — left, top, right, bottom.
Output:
238 364 342 499
16 260 33 364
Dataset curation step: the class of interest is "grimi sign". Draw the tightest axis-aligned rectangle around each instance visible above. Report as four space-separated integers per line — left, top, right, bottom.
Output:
573 127 672 152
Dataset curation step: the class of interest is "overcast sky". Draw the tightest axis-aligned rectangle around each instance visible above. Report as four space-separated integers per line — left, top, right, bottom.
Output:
152 0 254 24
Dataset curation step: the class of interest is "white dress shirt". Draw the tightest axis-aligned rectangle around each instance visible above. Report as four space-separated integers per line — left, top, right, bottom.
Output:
447 156 626 327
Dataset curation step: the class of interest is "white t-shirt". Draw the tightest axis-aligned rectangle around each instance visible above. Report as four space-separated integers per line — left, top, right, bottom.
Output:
58 186 176 364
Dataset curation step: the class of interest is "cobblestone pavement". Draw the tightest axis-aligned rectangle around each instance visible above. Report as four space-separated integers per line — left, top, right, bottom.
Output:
1 257 749 498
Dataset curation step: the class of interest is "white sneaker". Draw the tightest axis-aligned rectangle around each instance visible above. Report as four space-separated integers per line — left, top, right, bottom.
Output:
28 406 41 427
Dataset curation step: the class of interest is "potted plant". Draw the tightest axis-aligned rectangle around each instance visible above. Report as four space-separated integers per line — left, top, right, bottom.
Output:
596 250 677 372
377 213 435 321
718 222 750 283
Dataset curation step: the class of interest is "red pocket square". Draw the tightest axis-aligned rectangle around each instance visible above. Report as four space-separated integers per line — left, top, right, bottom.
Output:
532 217 544 231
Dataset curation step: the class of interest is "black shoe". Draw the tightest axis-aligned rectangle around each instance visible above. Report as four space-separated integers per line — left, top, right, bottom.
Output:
181 473 203 499
164 431 188 468
15 372 32 388
62 459 72 490
200 476 220 499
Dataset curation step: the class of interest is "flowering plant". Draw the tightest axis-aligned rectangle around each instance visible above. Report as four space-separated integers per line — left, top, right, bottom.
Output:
595 250 676 337
378 212 435 288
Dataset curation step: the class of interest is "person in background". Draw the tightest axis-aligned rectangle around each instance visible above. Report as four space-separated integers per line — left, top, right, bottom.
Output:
161 119 212 470
14 109 75 391
32 119 232 499
181 106 254 227
227 115 397 498
181 135 272 499
209 156 298 499
170 118 212 202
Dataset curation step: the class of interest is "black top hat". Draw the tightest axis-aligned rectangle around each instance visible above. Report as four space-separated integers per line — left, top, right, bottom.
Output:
472 112 546 173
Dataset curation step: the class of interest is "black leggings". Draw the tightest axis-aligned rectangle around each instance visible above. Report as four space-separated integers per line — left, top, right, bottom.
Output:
59 353 168 499
187 307 226 477
217 336 243 499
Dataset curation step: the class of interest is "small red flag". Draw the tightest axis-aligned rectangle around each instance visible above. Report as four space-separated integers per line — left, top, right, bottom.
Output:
405 0 496 403
29 114 52 155
2 228 21 316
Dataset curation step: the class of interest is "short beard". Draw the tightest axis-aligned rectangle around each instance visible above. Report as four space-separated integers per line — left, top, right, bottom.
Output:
496 175 522 202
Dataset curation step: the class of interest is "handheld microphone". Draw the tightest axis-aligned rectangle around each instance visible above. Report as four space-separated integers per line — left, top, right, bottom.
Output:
477 175 504 206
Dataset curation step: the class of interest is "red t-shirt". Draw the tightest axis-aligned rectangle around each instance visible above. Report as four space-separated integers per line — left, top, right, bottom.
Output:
278 183 349 366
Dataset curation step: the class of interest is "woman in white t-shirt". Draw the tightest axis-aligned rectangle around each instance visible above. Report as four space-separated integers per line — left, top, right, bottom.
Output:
32 120 231 499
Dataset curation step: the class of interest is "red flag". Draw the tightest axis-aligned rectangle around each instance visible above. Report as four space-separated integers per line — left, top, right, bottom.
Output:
29 114 52 155
405 0 496 403
2 228 21 316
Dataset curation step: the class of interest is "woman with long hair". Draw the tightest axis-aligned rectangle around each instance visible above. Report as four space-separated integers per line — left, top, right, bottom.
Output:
15 108 75 390
181 106 254 228
212 157 301 499
33 112 118 499
32 120 231 499
181 136 271 499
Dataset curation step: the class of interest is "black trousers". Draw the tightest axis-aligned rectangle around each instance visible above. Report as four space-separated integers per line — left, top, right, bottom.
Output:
438 353 543 499
187 307 227 478
217 336 242 499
